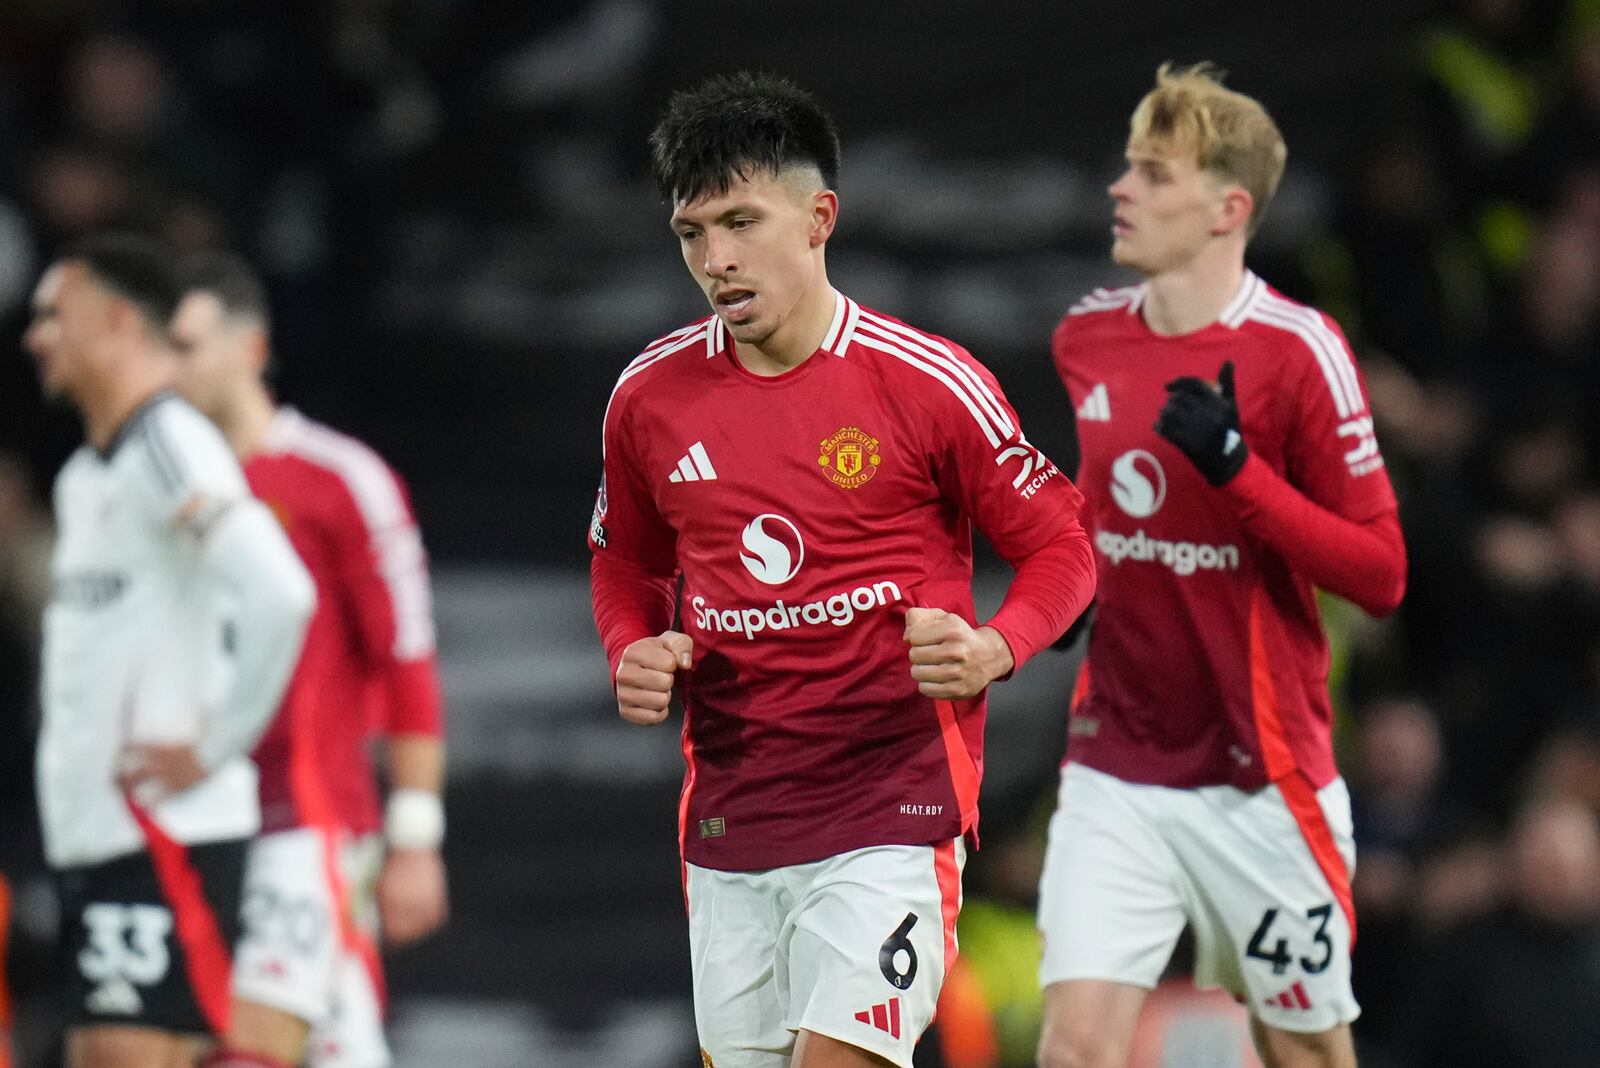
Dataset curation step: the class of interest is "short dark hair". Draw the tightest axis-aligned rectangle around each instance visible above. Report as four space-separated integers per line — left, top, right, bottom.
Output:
649 71 841 204
176 249 271 332
56 233 179 334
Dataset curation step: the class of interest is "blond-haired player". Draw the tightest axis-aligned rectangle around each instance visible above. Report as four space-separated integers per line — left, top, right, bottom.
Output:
1038 65 1406 1068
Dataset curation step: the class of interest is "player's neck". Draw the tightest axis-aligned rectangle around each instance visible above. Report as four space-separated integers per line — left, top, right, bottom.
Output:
82 357 173 452
1140 250 1246 337
221 384 277 459
733 277 837 376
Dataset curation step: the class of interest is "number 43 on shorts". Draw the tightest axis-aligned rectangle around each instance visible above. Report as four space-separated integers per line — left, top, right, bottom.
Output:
1245 902 1335 977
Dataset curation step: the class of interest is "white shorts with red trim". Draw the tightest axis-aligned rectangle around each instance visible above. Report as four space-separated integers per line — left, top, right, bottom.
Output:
307 833 388 1068
1037 763 1359 1034
233 829 390 1067
686 840 964 1068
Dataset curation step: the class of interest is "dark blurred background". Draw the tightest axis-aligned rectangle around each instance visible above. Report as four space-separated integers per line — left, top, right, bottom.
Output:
2 1 1600 1066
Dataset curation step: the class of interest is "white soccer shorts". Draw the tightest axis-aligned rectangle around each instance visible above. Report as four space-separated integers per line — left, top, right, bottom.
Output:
232 828 391 1067
1037 762 1359 1034
686 840 965 1068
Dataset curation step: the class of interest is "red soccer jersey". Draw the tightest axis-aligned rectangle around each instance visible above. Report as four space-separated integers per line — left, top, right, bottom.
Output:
1053 272 1398 791
591 292 1094 871
246 408 445 835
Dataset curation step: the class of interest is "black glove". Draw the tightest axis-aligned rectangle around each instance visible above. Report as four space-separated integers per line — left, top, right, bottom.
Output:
1154 360 1247 486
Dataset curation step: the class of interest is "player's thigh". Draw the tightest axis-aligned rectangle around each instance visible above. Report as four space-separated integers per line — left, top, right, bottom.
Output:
1036 979 1148 1068
781 840 963 1068
685 863 793 1068
1176 775 1359 1035
791 1028 896 1067
227 997 310 1064
233 828 341 1029
307 948 391 1068
66 1024 192 1068
1250 1018 1356 1068
61 841 245 1040
1037 763 1190 991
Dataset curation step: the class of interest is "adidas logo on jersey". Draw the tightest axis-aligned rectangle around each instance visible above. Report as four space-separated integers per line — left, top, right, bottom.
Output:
854 995 902 1039
668 441 718 483
1265 981 1313 1011
1076 383 1111 422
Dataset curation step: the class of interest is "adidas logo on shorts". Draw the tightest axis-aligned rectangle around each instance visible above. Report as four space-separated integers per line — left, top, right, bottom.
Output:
853 995 902 1039
1265 980 1313 1011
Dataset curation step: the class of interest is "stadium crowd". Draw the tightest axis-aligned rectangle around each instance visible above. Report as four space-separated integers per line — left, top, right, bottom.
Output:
1 2 1599 1067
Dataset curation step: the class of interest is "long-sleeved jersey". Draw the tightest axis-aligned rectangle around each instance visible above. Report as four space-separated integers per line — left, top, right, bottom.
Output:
245 408 444 836
1053 272 1404 792
591 292 1096 871
38 392 313 868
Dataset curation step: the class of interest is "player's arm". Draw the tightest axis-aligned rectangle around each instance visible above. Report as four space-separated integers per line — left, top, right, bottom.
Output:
1155 355 1406 617
323 458 452 945
912 350 1098 699
1047 315 1095 652
191 497 317 768
120 411 315 797
588 391 685 724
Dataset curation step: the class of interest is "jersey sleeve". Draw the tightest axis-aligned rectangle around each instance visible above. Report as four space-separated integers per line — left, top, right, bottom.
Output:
926 345 1096 666
929 345 1085 560
128 402 251 544
588 390 677 570
589 387 679 677
1278 314 1398 522
321 454 444 737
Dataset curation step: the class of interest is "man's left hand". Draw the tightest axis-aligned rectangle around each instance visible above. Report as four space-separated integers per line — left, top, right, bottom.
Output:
378 848 449 947
116 743 208 805
904 607 1015 700
1155 360 1248 486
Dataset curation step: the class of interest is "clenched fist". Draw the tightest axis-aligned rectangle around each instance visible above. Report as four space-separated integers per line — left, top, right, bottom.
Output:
904 607 1015 700
616 630 694 724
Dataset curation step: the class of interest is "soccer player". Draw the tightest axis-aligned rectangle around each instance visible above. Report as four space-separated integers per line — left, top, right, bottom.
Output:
24 234 315 1068
168 251 449 1068
589 73 1096 1068
1036 65 1408 1068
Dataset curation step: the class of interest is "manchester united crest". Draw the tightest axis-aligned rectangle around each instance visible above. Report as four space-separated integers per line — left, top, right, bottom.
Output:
818 426 881 489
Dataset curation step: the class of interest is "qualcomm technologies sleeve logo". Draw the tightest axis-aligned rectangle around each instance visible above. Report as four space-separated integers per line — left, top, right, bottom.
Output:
1110 449 1167 518
739 514 805 585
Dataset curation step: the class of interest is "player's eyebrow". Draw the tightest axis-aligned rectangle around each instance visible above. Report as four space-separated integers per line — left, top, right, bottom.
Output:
671 203 762 231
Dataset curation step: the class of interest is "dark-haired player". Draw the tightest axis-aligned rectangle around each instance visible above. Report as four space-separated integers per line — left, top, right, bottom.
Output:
24 234 314 1068
1037 66 1406 1068
588 73 1096 1068
171 251 448 1068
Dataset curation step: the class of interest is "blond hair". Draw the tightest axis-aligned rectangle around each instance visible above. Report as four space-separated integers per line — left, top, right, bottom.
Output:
1128 63 1287 236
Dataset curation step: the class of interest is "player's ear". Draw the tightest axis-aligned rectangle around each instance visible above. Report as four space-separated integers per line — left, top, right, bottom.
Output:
246 329 271 376
810 189 838 248
1213 184 1254 238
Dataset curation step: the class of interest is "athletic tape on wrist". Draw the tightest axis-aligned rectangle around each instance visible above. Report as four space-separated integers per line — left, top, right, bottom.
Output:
384 788 445 850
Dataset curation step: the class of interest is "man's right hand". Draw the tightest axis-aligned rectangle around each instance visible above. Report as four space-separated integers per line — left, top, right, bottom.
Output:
615 631 694 725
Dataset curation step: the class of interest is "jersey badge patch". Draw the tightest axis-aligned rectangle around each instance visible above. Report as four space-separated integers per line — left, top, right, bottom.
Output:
817 426 881 489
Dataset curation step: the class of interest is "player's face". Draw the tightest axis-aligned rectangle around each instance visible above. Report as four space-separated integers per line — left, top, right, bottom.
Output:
24 262 109 402
670 169 830 348
1107 144 1232 275
170 292 254 421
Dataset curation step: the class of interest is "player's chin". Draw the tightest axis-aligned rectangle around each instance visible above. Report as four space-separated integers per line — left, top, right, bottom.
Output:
1109 242 1147 272
36 367 68 399
723 314 771 344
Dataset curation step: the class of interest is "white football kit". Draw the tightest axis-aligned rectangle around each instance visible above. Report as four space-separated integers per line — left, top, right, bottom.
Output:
38 391 314 869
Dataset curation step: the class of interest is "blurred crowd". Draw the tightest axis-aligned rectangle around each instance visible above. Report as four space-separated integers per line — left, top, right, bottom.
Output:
1 1 1599 1067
